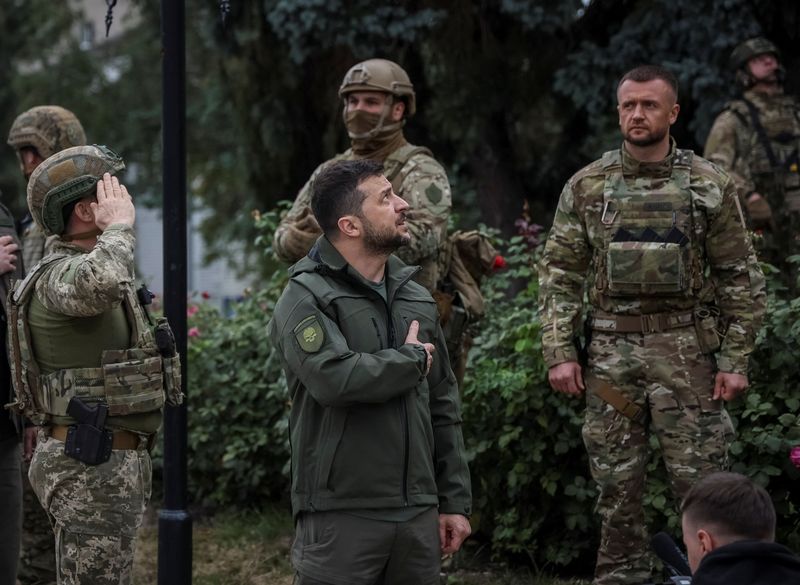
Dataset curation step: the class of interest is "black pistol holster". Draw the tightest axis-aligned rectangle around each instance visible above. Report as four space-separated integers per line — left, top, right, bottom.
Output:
64 397 113 465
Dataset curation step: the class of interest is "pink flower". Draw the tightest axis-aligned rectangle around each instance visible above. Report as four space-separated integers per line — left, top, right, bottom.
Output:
187 305 199 317
790 446 800 470
188 327 201 338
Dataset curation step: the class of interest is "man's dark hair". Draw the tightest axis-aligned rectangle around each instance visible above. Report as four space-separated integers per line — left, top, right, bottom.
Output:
617 64 679 101
681 472 776 541
310 159 385 238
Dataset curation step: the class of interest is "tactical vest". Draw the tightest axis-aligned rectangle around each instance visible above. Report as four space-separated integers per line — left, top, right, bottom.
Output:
728 96 800 211
6 254 182 425
594 148 703 297
383 144 433 195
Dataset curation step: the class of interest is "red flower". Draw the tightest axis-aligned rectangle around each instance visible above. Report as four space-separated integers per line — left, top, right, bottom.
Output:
201 291 211 299
492 255 507 271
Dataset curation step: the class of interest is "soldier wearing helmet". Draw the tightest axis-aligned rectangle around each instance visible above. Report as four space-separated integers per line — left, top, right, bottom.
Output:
273 58 452 294
7 105 87 270
5 105 85 585
7 145 182 584
704 38 800 283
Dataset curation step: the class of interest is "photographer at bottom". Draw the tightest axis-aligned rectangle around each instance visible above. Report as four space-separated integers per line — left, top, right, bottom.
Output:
681 471 800 585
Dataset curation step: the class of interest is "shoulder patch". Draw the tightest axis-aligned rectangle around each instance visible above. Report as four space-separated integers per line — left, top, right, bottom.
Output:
294 315 325 353
425 183 443 205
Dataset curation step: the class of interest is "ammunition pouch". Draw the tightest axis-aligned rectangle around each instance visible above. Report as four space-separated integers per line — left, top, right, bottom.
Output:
162 354 183 406
606 242 690 296
155 317 183 406
693 306 722 354
41 348 166 417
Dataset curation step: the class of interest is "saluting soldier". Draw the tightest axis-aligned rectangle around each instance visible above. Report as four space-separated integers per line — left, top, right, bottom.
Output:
7 145 182 584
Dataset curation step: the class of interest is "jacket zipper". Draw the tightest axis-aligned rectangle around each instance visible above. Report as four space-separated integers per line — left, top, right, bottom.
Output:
381 291 409 506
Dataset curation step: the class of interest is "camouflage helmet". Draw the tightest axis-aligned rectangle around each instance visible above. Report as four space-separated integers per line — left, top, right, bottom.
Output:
338 59 416 117
7 106 86 160
730 37 781 71
27 145 125 236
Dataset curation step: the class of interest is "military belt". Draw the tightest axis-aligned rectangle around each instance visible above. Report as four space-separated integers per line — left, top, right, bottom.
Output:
590 379 646 425
590 310 694 334
49 424 143 450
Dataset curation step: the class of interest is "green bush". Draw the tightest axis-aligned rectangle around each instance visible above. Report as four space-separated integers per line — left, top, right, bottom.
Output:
185 272 291 508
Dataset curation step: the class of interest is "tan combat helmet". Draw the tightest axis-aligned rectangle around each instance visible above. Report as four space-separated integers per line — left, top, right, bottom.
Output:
7 106 86 160
27 145 125 236
730 37 784 88
338 59 416 117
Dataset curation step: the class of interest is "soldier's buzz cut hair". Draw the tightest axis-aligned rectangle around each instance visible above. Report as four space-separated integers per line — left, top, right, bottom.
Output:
311 159 385 238
681 472 776 542
617 65 679 101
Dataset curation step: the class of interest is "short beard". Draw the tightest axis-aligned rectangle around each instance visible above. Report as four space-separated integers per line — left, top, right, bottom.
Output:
624 127 668 147
361 218 410 255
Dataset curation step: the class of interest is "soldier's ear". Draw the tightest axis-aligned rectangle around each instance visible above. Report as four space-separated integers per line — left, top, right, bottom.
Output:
669 103 680 125
337 215 361 239
391 99 405 122
73 198 95 222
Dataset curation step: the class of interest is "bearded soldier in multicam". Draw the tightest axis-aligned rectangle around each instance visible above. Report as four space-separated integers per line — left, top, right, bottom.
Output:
6 145 182 585
704 38 800 283
6 105 85 585
539 65 765 585
273 58 451 294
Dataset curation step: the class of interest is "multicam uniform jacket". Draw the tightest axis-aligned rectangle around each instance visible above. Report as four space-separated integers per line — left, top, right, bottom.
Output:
704 88 800 208
273 144 452 292
539 143 766 375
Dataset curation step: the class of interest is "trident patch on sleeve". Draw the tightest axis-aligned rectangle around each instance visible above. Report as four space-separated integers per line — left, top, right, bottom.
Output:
294 315 325 353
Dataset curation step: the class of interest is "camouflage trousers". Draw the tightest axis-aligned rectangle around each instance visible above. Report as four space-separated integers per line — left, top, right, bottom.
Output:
582 327 734 585
28 431 152 585
19 453 57 585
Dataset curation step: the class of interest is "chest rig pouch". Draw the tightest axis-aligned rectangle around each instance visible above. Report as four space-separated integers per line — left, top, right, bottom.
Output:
6 255 182 424
598 149 701 297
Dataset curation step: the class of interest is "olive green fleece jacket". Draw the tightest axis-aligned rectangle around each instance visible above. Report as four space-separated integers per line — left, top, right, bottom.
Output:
268 236 471 518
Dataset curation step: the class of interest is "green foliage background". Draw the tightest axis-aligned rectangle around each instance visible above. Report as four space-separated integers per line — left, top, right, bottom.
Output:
3 1 799 262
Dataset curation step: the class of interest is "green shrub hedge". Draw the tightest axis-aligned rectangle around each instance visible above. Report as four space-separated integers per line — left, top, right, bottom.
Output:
182 234 800 568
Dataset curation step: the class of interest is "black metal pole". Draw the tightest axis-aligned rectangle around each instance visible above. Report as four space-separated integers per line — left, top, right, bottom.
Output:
158 0 191 584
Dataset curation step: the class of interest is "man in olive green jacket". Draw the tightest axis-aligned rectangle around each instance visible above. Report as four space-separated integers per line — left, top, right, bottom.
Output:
268 159 471 585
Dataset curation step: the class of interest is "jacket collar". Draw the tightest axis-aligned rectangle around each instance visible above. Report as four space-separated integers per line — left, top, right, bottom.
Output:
620 136 677 178
291 235 420 298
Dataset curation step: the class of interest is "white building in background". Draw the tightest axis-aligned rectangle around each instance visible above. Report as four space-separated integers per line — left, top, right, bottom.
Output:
71 0 253 312
136 206 253 315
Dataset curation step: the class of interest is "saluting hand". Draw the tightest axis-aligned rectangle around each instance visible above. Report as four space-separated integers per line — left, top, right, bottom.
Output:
92 173 135 230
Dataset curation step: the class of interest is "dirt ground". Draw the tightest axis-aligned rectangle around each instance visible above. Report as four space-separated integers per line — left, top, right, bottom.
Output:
132 506 590 585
